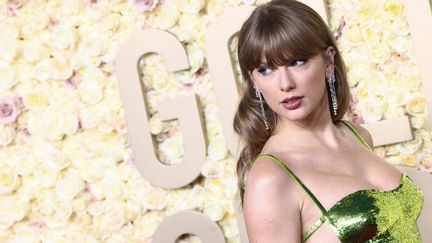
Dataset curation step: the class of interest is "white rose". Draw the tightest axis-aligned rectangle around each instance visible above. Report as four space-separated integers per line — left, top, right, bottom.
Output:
132 212 165 239
0 215 14 231
0 39 19 65
0 124 15 146
418 152 432 172
72 194 90 214
357 102 383 123
103 171 125 200
45 200 73 228
98 210 126 233
33 58 56 81
36 143 70 172
100 13 121 31
147 3 179 30
203 199 227 221
205 0 227 17
388 34 410 53
149 115 163 134
204 178 224 196
142 187 170 210
33 164 59 187
386 155 402 165
60 111 79 136
406 95 426 116
51 58 74 80
12 151 38 176
184 184 206 210
55 170 85 200
27 112 45 136
223 178 238 200
0 22 19 42
0 196 30 223
88 180 105 200
410 116 426 129
159 135 184 165
10 225 39 243
208 136 228 161
385 87 409 107
80 104 106 129
77 80 104 104
0 67 17 90
88 200 107 217
80 38 105 57
175 13 203 43
176 0 204 14
395 136 423 155
51 24 76 50
383 106 404 119
71 51 101 69
186 42 205 73
43 106 64 141
0 162 19 194
23 40 48 63
23 89 50 111
201 159 224 178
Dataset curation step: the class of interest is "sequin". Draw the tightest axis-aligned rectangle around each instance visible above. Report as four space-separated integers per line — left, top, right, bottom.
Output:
251 120 424 242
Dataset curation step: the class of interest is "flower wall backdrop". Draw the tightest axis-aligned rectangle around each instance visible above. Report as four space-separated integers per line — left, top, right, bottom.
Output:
0 0 430 242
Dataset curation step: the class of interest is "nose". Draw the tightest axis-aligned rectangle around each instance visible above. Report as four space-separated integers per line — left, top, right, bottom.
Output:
278 67 294 91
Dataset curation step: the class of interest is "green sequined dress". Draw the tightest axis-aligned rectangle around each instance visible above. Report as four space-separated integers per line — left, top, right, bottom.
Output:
253 120 424 242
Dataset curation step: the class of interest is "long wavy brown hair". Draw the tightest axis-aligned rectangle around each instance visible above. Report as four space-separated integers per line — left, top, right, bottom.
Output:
233 0 351 206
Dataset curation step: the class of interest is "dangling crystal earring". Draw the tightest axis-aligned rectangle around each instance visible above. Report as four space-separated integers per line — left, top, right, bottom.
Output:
327 72 338 116
254 86 269 130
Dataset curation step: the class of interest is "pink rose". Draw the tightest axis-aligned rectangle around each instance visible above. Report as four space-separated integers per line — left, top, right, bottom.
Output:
132 0 158 12
0 96 21 125
7 0 25 10
348 112 365 125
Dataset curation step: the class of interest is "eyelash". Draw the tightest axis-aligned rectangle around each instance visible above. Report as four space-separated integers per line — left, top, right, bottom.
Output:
256 59 308 76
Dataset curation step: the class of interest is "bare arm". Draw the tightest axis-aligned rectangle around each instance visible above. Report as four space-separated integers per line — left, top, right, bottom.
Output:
243 158 302 243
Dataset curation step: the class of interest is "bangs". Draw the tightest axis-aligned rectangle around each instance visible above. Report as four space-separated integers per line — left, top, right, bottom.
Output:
239 4 328 72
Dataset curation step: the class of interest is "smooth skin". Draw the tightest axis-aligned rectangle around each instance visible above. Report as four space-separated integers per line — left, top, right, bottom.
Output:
243 47 403 243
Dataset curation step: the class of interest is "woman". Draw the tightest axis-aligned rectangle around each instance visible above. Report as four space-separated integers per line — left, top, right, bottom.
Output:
233 0 424 242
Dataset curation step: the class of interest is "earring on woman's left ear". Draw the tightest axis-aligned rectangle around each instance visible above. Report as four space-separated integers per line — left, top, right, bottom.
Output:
254 85 269 130
327 72 338 116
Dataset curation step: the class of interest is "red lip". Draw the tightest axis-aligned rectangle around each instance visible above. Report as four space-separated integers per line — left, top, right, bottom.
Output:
281 96 303 110
281 96 304 103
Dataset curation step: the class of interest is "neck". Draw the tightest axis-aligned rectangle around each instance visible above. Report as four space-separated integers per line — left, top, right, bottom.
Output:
273 102 344 149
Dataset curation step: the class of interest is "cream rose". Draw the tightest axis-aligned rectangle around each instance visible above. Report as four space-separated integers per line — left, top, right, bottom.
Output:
203 199 227 221
142 187 170 210
0 163 19 194
406 95 426 116
0 67 17 90
0 124 15 146
44 200 73 228
50 24 76 50
159 135 184 165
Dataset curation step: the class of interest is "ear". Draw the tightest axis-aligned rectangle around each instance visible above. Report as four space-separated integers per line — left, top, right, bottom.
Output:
324 46 336 76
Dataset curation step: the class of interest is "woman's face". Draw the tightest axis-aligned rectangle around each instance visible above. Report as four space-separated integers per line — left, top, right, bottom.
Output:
250 48 334 124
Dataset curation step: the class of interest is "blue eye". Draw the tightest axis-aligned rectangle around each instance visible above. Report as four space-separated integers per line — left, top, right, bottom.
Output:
257 66 273 76
291 59 307 66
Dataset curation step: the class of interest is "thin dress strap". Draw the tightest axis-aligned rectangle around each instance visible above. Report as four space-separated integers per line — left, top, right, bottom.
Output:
339 120 372 151
253 154 338 242
304 120 373 240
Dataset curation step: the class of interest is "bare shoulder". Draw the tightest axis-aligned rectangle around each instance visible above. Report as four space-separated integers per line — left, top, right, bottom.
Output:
243 156 302 242
347 121 374 149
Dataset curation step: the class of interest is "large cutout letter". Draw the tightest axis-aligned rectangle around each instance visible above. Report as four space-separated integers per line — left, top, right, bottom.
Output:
115 29 206 188
404 0 432 128
153 210 225 243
